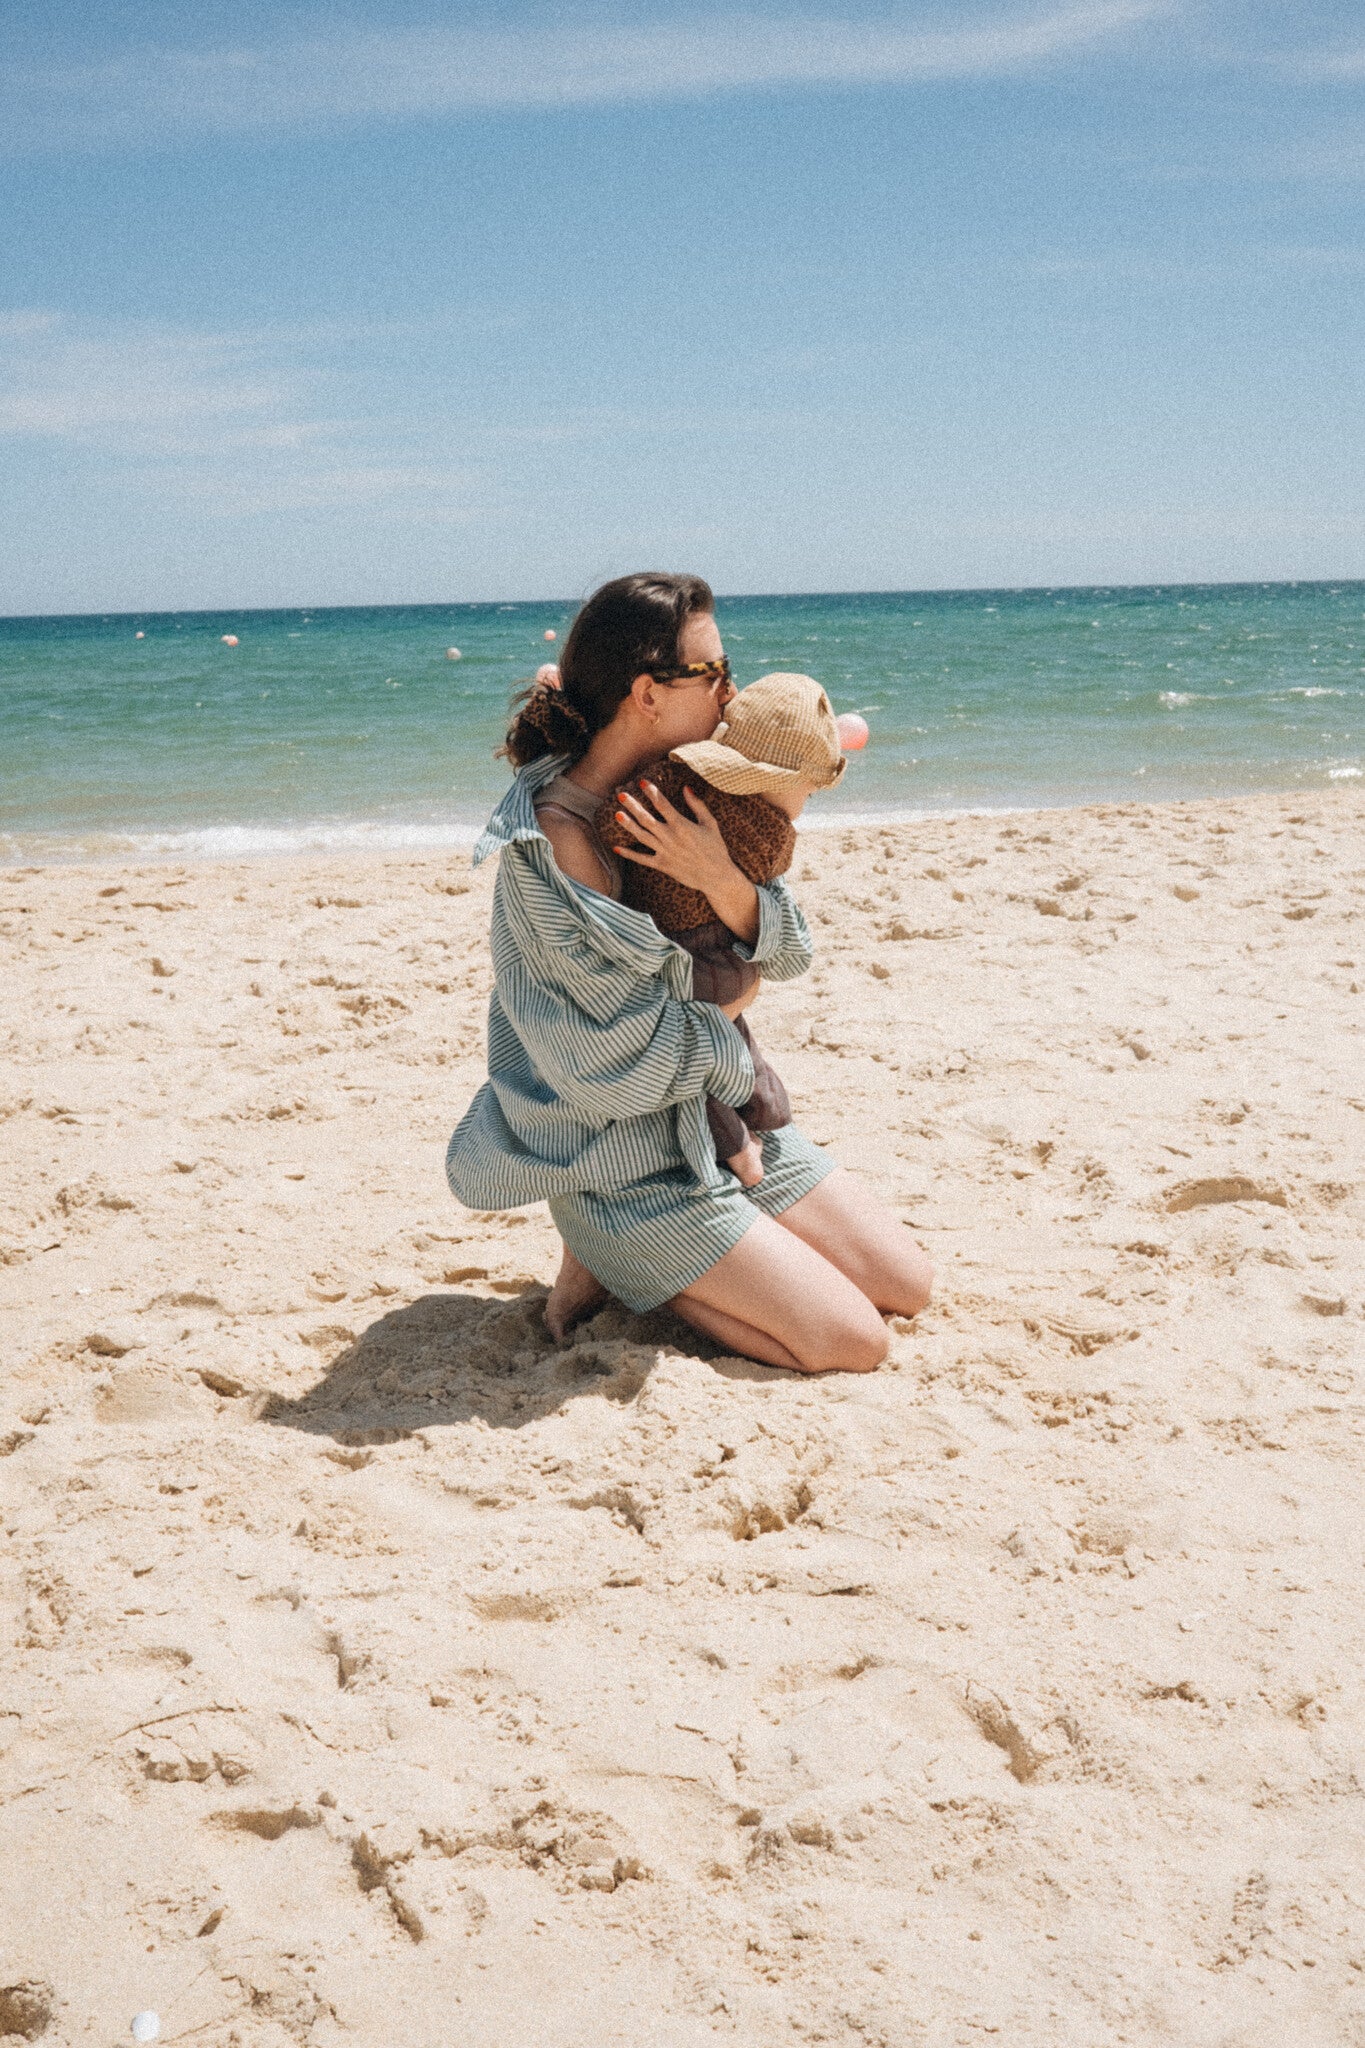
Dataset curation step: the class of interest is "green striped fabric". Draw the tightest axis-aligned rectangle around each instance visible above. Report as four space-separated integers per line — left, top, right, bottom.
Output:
445 754 815 1217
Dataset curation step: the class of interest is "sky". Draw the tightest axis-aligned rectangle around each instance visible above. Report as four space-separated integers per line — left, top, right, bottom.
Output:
2 0 1363 611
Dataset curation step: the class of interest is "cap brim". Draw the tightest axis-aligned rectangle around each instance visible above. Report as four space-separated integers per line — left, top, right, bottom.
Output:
672 739 846 796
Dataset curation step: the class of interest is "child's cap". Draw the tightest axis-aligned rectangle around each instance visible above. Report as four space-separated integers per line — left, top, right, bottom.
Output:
671 672 846 798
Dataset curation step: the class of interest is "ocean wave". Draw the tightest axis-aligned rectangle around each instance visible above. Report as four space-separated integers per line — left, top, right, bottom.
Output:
1326 765 1363 781
1 817 484 865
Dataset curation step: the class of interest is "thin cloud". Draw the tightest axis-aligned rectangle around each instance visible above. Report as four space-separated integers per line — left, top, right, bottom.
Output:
0 310 496 518
3 4 1169 149
1263 42 1365 83
0 315 298 438
0 309 58 339
1274 127 1365 180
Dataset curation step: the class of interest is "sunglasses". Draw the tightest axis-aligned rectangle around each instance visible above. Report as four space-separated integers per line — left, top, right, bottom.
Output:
648 656 733 691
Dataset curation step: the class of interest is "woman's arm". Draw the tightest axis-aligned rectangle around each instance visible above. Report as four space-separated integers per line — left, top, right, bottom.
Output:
499 952 756 1120
733 876 814 983
493 852 757 1120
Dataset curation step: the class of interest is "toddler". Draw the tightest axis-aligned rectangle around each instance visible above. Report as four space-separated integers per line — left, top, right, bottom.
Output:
599 671 845 1186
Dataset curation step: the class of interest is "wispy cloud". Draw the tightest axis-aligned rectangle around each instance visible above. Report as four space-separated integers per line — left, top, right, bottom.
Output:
0 309 58 340
0 314 300 440
1 4 1169 150
1263 41 1365 84
1272 126 1365 180
0 308 512 516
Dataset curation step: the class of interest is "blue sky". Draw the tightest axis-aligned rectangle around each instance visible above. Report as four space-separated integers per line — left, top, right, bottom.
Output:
2 1 1363 610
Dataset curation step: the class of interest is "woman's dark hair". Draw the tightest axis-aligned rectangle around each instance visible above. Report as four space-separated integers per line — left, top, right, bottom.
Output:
502 571 714 768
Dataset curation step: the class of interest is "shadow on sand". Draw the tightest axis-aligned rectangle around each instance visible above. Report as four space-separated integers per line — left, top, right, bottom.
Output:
261 1285 782 1445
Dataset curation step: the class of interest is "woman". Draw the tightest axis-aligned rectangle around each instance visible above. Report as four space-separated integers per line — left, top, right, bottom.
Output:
446 572 932 1373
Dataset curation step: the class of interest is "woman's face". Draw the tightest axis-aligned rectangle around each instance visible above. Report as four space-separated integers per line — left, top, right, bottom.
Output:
642 610 735 751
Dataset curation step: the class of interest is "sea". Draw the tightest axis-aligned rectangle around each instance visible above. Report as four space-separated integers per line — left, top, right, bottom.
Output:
2 584 1362 864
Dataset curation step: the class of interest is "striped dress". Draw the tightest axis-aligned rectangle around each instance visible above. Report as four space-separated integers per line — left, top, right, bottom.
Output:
445 753 834 1311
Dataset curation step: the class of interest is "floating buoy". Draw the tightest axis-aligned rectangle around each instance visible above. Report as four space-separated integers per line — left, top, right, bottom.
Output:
835 712 869 751
131 2015 160 2044
135 630 145 639
543 629 556 642
445 647 461 660
221 634 239 647
535 663 561 689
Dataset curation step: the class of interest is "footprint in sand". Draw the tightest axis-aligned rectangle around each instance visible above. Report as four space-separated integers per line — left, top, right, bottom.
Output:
1164 1176 1287 1213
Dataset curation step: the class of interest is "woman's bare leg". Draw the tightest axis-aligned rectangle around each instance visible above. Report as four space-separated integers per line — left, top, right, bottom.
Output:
773 1169 933 1316
667 1295 806 1371
671 1213 889 1374
544 1242 609 1342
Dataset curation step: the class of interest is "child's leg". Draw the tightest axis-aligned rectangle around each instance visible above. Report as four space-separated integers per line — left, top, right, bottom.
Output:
706 1095 765 1186
735 1021 792 1132
726 1133 766 1188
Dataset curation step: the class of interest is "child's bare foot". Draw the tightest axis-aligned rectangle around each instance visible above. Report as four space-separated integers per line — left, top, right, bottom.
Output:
727 1136 765 1188
545 1242 608 1342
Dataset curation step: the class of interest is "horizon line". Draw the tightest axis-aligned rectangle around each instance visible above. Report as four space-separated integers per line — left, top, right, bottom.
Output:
4 575 1365 624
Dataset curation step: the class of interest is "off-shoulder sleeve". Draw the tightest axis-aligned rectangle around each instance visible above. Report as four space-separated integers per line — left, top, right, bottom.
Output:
732 877 813 983
497 951 756 1117
492 850 757 1116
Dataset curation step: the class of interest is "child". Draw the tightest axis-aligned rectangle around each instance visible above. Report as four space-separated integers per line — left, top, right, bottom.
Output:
599 671 845 1186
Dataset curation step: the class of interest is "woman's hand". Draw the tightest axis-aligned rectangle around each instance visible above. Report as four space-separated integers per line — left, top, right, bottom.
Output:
613 781 760 946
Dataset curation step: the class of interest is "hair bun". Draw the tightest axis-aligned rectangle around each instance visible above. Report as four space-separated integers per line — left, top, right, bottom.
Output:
502 681 588 763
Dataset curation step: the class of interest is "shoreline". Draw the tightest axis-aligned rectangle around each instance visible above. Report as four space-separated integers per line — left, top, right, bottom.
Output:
3 785 1363 2043
5 777 1363 870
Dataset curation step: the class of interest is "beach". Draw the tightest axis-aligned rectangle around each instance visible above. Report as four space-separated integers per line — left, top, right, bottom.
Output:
2 785 1363 2046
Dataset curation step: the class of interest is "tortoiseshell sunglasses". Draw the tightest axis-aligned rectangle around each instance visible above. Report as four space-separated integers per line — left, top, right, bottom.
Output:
647 656 733 692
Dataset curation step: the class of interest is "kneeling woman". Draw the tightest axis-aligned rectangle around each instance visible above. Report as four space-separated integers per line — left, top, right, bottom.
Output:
446 571 931 1373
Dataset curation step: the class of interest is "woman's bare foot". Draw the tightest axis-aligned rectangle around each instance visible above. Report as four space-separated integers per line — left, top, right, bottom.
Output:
727 1135 765 1188
544 1242 608 1342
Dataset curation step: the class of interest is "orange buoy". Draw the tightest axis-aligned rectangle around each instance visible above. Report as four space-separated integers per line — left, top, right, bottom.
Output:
135 630 145 639
543 629 556 641
446 647 462 660
535 663 561 689
221 634 239 647
835 712 869 750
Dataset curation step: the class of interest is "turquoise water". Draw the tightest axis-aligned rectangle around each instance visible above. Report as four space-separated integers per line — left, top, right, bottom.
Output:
2 585 1362 862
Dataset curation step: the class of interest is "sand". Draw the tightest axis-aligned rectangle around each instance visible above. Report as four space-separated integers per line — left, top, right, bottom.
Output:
2 788 1363 2048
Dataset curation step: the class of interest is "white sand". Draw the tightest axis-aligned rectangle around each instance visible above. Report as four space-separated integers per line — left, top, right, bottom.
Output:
2 789 1363 2047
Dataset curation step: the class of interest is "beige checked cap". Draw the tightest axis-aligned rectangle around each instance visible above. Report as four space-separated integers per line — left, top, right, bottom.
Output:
671 671 846 798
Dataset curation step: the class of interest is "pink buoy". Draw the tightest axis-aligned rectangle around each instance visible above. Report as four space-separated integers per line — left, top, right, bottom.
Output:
535 663 561 689
135 630 145 639
835 712 869 751
221 634 239 647
543 629 556 642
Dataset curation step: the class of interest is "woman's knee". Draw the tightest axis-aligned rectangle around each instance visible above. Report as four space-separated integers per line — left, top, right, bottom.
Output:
801 1301 890 1375
898 1245 934 1317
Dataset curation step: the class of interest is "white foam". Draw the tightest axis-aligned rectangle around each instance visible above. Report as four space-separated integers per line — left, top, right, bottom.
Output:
1 817 483 867
1327 765 1362 780
135 819 483 857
